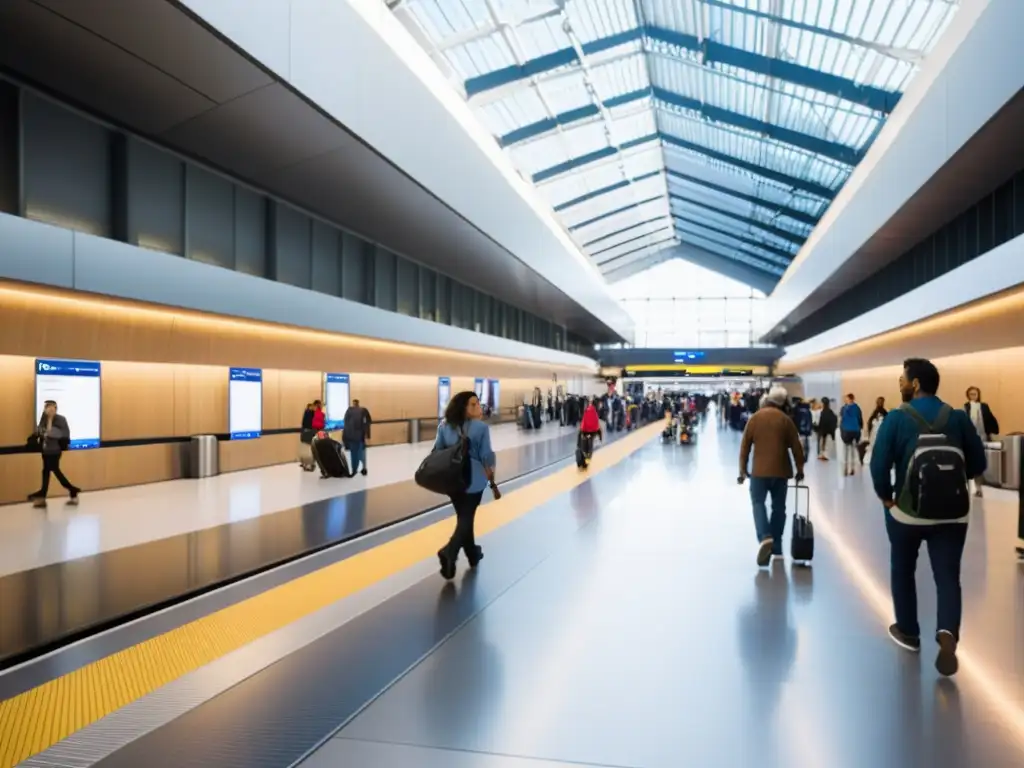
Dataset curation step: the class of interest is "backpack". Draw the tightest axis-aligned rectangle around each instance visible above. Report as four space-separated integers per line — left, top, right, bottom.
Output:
794 407 812 436
896 403 969 521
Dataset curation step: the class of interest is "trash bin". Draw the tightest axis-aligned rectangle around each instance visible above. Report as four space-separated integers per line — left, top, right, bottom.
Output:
1001 434 1023 491
983 441 1004 487
189 435 219 479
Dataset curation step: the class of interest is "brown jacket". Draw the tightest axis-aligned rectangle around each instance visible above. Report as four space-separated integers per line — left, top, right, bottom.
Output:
739 405 805 479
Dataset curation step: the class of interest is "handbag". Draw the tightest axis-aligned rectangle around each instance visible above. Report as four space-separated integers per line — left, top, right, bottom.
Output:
415 423 471 496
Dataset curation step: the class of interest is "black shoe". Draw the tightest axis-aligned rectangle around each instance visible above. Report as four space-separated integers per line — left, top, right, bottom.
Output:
437 549 456 580
935 630 959 676
467 545 484 568
888 623 921 653
28 492 43 500
361 468 367 476
756 538 773 567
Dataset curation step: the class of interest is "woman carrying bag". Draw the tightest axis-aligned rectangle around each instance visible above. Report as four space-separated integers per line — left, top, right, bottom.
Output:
417 391 497 580
965 386 999 497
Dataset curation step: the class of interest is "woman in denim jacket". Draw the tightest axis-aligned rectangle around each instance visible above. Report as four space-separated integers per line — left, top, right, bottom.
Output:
434 391 496 580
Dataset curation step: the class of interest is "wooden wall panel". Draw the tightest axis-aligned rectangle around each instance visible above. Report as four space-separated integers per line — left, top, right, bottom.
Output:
839 348 1024 436
0 282 594 380
172 365 228 435
219 433 302 474
275 370 322 430
101 362 176 440
0 355 34 445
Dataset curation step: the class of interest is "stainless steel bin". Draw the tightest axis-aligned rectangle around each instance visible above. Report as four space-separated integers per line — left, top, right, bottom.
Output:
407 418 421 444
1001 434 1023 491
983 441 1003 487
189 435 219 479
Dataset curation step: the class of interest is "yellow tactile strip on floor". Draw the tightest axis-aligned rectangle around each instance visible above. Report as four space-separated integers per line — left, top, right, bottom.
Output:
0 424 660 768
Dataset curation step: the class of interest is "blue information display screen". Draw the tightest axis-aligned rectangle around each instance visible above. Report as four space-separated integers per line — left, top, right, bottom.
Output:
438 377 451 420
673 350 706 361
229 367 262 440
35 359 102 449
324 373 350 429
474 377 487 407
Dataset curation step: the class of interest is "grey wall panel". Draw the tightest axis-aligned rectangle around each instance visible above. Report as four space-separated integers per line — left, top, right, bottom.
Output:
0 213 74 288
340 233 367 304
127 138 183 254
0 81 17 215
396 255 417 317
21 92 112 237
272 203 312 289
311 220 340 297
418 268 436 322
234 187 266 278
186 165 234 269
42 217 595 368
374 247 396 312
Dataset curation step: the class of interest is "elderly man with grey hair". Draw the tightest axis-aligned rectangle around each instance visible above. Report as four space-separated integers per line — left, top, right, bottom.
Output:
738 386 806 567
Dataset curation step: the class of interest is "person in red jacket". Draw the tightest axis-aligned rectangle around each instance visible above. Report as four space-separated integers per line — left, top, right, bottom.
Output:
311 399 326 431
579 398 603 461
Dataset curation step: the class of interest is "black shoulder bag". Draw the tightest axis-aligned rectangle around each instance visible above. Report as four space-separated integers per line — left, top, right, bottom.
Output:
415 422 471 496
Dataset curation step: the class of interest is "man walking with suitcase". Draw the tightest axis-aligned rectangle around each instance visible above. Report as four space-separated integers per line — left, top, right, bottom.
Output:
738 387 806 567
870 358 986 677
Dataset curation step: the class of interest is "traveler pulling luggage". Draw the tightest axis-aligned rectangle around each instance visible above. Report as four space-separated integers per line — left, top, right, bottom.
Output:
312 431 351 478
790 482 814 564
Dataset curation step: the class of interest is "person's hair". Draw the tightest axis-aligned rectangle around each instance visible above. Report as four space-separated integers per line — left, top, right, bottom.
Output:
966 386 980 400
313 399 322 407
821 397 830 407
903 358 940 395
352 399 360 406
846 393 855 400
44 400 57 407
444 391 478 427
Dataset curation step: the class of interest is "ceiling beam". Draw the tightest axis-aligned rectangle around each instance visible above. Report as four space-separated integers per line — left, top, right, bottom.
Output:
465 25 901 113
669 192 804 246
602 243 780 294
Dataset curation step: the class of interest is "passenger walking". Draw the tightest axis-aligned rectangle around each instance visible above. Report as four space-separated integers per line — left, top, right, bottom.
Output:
870 358 986 677
791 397 813 459
839 394 864 476
435 391 496 580
28 400 81 507
738 387 805 567
863 396 888 463
579 397 603 463
342 399 372 476
298 402 317 471
816 397 837 460
964 387 999 497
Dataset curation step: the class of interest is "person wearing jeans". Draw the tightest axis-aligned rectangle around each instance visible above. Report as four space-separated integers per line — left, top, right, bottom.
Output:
342 399 372 477
434 391 496 580
869 358 986 677
738 386 805 567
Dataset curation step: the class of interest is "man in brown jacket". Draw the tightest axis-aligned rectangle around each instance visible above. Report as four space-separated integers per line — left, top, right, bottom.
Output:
738 387 806 566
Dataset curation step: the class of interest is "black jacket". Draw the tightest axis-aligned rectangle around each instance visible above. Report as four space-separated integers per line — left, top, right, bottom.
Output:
342 406 372 444
963 401 999 437
817 407 837 436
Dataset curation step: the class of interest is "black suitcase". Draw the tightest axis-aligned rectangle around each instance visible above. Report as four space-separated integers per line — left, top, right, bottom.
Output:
312 434 350 478
576 447 587 468
790 483 814 563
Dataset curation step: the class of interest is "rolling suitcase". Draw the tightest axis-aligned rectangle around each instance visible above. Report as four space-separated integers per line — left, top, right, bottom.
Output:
790 483 814 564
312 433 350 478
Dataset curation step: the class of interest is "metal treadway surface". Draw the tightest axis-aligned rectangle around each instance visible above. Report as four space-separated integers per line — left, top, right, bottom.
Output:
66 424 1024 768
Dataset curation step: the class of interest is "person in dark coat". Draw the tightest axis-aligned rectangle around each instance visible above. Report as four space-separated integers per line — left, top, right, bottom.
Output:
28 400 80 506
965 387 999 496
816 397 838 460
341 399 372 476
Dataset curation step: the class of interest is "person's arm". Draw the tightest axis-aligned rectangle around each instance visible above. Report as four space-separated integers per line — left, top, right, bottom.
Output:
363 409 372 441
478 424 496 478
959 412 988 479
738 418 754 480
857 405 864 431
869 413 897 503
432 424 446 452
787 419 805 475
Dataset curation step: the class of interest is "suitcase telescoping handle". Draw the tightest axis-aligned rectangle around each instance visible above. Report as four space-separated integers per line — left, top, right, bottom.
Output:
791 482 810 521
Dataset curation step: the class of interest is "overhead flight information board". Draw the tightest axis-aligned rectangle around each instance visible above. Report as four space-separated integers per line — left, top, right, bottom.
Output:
35 358 102 449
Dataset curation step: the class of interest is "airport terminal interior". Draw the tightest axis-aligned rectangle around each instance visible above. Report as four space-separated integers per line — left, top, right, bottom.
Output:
2 0 1024 766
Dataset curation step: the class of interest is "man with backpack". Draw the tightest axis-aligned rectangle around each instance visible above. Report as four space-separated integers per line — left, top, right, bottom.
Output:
791 397 813 459
869 358 986 677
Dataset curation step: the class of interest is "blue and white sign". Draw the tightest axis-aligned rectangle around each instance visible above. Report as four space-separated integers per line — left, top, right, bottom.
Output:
474 377 487 406
35 358 102 449
673 350 706 361
488 379 500 410
438 377 451 420
228 367 262 440
324 373 350 430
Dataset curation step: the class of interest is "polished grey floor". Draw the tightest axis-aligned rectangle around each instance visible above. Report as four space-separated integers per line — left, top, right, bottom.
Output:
301 420 1024 768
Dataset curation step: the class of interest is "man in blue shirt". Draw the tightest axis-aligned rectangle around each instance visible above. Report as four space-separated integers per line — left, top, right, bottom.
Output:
839 394 864 476
869 358 986 677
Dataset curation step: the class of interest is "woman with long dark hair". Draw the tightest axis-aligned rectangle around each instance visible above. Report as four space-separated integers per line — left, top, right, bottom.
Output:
965 386 999 497
435 391 497 580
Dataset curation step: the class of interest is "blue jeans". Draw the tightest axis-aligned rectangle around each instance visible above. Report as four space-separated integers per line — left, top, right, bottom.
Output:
885 511 968 640
347 441 366 474
750 477 788 554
